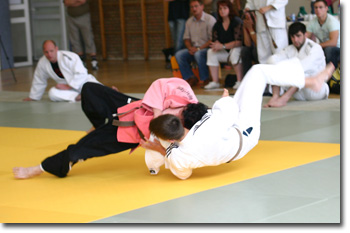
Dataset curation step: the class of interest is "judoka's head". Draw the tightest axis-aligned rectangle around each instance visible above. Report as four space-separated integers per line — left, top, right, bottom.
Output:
288 22 307 51
182 102 208 129
42 40 58 63
150 114 185 142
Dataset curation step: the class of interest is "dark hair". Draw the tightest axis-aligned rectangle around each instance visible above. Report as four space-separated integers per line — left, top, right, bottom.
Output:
315 0 328 7
217 0 236 22
149 114 184 140
182 102 208 129
288 22 306 38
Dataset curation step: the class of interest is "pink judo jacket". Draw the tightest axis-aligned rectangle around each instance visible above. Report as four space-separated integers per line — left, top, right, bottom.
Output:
116 78 198 144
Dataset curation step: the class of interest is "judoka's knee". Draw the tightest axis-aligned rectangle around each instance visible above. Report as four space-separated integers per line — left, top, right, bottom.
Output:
48 87 60 101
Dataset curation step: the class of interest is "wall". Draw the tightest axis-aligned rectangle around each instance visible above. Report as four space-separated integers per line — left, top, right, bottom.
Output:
90 0 167 60
88 0 339 61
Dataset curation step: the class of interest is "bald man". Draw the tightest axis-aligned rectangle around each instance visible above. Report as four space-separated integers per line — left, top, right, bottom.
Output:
24 40 100 102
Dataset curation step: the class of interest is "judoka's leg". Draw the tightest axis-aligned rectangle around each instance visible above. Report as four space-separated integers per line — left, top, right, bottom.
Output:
293 82 329 101
233 58 334 155
13 123 139 179
81 82 140 128
48 87 80 102
264 86 299 108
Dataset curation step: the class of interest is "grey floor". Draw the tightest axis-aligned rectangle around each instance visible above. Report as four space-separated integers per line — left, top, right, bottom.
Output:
0 90 341 223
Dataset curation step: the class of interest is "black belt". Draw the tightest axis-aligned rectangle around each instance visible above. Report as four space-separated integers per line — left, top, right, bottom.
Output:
227 127 243 163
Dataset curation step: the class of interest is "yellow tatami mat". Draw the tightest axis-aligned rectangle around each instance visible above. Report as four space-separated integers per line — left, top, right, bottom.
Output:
0 127 340 223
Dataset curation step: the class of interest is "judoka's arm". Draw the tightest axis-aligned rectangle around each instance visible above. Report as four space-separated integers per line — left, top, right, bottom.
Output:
27 62 49 101
299 44 326 74
140 138 166 156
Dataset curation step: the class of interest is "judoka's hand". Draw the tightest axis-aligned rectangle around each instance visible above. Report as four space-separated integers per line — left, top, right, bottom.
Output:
56 84 72 90
259 5 273 14
140 138 166 156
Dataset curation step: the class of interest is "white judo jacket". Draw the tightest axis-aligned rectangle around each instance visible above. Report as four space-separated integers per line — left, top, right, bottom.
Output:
29 50 99 100
267 38 326 77
267 38 328 101
245 0 288 31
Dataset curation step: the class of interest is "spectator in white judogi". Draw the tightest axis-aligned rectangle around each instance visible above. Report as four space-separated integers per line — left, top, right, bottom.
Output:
24 40 100 102
264 22 329 108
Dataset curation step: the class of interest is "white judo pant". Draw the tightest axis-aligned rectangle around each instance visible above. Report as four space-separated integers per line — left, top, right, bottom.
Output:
279 82 329 101
257 28 288 64
232 58 305 160
48 87 80 102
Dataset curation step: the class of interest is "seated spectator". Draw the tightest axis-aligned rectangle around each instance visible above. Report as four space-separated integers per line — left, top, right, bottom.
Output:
204 0 243 90
23 40 100 102
264 22 330 108
306 0 340 69
175 0 216 87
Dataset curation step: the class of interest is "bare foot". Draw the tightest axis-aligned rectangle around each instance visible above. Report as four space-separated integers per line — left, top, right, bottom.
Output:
307 63 335 92
13 166 43 179
264 95 288 108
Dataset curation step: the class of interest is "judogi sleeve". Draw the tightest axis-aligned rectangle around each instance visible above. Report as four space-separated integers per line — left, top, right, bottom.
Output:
61 52 92 92
29 60 49 100
165 144 193 180
300 42 325 77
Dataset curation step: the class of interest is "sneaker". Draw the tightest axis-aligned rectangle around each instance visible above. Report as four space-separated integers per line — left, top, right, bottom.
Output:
199 79 210 88
91 60 99 70
204 81 220 89
233 81 241 89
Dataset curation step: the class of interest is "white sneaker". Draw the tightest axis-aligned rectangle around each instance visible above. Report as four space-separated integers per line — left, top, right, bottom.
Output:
233 81 241 89
204 81 220 89
91 60 99 70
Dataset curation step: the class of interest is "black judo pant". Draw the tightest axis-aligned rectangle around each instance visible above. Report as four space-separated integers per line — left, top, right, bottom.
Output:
41 82 140 177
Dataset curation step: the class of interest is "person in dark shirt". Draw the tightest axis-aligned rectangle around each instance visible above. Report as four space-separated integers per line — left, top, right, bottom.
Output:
204 0 243 89
167 0 190 53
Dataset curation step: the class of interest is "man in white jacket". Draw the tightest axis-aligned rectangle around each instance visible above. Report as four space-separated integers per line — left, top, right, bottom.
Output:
264 22 328 108
244 0 288 64
24 40 100 102
147 59 334 180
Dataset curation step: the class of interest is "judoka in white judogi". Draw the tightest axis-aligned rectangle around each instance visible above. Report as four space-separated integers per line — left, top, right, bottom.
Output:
28 40 100 102
267 37 329 101
244 0 289 64
151 58 332 180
